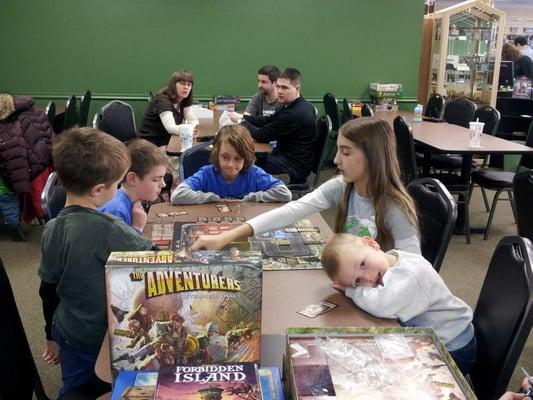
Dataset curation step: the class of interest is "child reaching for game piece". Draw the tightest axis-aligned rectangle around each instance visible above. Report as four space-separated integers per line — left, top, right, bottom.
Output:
321 233 476 375
171 124 291 204
98 138 168 233
191 117 419 254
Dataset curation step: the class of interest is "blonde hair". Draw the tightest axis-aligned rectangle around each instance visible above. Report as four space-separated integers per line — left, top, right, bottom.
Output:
334 118 418 251
321 234 363 281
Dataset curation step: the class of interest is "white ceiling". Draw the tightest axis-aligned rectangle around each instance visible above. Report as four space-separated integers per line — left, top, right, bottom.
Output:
437 0 533 10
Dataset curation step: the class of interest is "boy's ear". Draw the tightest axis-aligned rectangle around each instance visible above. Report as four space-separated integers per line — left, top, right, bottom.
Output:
90 183 108 198
362 236 380 250
125 171 139 186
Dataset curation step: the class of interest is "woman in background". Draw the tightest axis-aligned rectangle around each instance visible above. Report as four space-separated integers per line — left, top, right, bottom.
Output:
502 42 533 80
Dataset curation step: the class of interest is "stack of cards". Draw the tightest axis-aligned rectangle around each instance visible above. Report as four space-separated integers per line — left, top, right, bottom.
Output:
150 223 173 249
216 204 231 213
297 301 338 318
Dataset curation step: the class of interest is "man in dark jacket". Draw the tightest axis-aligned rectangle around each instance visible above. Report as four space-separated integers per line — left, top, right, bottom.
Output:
236 68 316 185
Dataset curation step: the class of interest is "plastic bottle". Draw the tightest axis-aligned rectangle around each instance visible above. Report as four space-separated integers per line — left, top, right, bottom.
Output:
413 104 423 122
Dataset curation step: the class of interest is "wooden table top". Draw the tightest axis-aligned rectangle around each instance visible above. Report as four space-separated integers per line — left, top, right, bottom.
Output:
95 201 398 383
375 111 533 155
165 111 271 155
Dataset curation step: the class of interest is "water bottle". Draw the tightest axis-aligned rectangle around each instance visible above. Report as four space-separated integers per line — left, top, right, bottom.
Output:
413 104 423 122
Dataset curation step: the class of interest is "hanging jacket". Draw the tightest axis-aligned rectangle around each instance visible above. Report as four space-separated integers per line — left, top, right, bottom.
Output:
0 93 53 195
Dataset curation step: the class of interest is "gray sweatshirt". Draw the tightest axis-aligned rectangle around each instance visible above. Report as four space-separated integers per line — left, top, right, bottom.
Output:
346 250 474 351
248 176 420 254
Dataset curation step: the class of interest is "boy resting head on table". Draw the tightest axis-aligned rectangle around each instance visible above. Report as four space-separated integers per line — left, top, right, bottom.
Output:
321 233 476 375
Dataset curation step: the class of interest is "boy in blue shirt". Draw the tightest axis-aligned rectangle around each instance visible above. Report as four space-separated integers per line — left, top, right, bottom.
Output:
39 128 154 397
99 138 168 233
171 124 291 204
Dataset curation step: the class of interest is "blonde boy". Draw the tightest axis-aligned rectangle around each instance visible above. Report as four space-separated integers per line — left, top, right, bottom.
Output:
98 138 168 233
321 233 476 375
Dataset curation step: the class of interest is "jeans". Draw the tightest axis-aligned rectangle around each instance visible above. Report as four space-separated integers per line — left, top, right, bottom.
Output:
53 324 99 397
256 152 308 184
449 334 477 376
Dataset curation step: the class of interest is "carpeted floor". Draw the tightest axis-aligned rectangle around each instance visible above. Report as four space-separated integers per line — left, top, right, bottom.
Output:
1 178 531 399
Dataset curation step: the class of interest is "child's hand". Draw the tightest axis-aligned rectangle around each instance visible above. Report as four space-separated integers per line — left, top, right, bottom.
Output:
191 234 227 251
42 339 60 365
132 201 148 232
498 392 528 400
332 283 348 293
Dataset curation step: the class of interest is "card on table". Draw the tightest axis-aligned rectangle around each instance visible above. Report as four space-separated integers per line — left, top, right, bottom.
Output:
212 216 222 222
216 204 232 213
223 216 233 222
197 216 208 222
297 301 338 318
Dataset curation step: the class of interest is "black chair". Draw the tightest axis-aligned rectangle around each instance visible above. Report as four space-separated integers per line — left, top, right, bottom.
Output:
78 90 91 127
473 105 501 169
469 122 533 240
45 101 55 125
469 236 533 400
95 100 137 142
63 94 79 131
393 116 418 184
288 115 337 198
406 178 457 273
0 258 51 400
148 90 154 102
41 172 66 220
429 97 477 172
179 141 213 180
424 93 445 119
513 170 533 242
341 98 353 124
361 103 373 117
323 93 341 131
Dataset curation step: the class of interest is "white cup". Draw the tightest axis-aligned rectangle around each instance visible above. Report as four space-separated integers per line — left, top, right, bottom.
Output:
180 124 194 150
468 121 484 148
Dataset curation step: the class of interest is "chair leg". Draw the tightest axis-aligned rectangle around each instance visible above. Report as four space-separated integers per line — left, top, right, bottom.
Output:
480 187 490 212
508 190 518 224
483 188 504 240
465 197 471 244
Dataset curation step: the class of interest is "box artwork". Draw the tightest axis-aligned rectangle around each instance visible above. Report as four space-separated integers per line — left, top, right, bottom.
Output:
105 250 263 376
111 370 158 400
155 363 261 400
285 327 476 400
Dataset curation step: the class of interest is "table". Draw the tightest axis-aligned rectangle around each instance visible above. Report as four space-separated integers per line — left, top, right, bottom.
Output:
95 202 398 384
165 111 272 155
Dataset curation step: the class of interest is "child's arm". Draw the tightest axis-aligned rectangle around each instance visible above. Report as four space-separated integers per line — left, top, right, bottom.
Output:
171 183 222 205
38 280 60 364
242 185 292 203
345 268 430 321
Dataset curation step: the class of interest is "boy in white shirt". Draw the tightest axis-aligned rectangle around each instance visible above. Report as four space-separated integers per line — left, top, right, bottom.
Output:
321 233 476 375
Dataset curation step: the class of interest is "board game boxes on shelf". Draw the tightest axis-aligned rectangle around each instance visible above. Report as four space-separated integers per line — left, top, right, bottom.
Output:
111 370 158 400
155 362 261 400
285 327 476 400
104 250 263 377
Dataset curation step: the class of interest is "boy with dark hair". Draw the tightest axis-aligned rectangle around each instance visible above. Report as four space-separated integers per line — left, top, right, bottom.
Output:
39 128 154 397
99 138 168 233
240 67 316 185
243 65 282 117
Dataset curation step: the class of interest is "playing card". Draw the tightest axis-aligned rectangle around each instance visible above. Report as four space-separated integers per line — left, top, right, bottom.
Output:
216 204 231 213
212 216 222 222
156 212 169 218
197 216 208 222
223 216 233 222
235 216 246 222
297 301 338 318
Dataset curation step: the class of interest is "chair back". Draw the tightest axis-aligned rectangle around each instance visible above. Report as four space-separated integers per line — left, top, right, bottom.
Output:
63 94 79 131
473 105 500 136
513 170 533 241
0 258 50 400
78 90 92 127
424 93 445 118
470 236 533 400
443 97 476 128
341 98 353 124
311 115 336 189
518 121 533 170
361 103 374 117
323 93 341 131
406 178 457 272
393 116 418 184
45 101 55 125
97 100 137 142
179 141 213 180
41 172 66 220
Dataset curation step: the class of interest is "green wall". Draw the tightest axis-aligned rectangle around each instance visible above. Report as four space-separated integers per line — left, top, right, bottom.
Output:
1 0 424 115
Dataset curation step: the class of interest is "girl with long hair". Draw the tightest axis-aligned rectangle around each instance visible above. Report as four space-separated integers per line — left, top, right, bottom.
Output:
191 117 420 254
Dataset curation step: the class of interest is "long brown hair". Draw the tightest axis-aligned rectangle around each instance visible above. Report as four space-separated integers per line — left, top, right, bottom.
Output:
334 117 418 251
160 69 194 107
